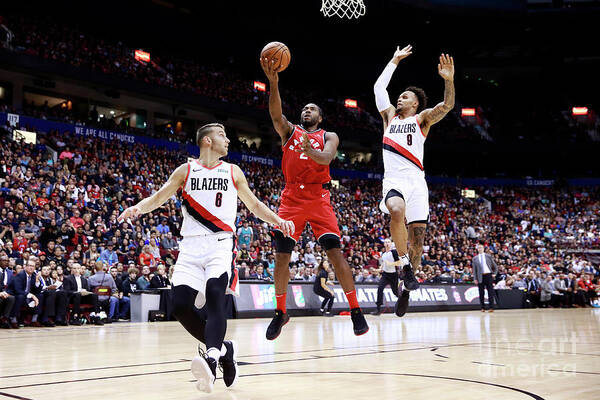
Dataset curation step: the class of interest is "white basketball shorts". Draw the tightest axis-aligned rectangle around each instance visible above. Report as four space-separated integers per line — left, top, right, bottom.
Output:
379 175 429 224
171 232 234 308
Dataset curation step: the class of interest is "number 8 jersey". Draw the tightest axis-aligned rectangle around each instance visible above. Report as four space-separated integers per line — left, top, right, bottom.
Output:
180 160 238 236
382 115 426 179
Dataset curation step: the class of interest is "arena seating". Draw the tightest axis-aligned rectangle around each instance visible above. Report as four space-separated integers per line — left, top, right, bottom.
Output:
1 123 598 328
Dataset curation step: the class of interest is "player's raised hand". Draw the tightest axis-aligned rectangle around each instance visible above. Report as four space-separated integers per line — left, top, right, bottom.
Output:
117 206 141 223
278 219 295 237
260 57 280 82
438 53 454 81
392 44 412 63
296 132 312 154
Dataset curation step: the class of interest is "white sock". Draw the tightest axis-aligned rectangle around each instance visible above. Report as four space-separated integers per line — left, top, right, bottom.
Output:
399 254 410 267
31 315 38 322
220 343 227 357
207 347 221 361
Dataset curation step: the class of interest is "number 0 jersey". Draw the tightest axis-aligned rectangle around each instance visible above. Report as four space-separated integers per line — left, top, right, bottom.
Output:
282 124 331 184
382 115 426 180
180 160 238 236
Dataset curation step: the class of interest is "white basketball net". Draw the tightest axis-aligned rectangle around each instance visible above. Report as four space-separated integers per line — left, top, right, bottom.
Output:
320 0 366 19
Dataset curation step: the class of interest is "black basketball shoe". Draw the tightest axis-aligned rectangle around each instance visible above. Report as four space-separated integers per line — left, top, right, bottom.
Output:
395 289 411 317
192 353 217 393
402 264 420 291
266 309 290 340
350 308 369 336
219 340 239 388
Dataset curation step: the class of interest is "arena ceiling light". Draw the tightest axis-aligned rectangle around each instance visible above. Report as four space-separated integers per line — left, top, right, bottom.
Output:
572 107 588 116
344 99 358 108
134 49 150 63
253 81 266 92
461 108 476 117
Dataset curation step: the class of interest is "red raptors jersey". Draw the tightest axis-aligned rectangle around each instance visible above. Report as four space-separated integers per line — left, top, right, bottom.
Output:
281 125 331 184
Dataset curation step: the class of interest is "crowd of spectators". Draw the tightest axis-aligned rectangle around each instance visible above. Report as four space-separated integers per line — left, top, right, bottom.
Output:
1 105 599 328
1 15 384 140
235 164 600 311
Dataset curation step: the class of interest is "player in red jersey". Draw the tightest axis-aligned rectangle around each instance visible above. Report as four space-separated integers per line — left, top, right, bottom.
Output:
260 57 369 340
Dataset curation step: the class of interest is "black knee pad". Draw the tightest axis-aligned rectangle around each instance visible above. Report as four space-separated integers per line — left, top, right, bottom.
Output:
273 229 295 253
319 233 341 250
205 273 228 298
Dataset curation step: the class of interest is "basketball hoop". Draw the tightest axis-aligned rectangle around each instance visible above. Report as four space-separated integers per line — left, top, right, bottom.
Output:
320 0 366 19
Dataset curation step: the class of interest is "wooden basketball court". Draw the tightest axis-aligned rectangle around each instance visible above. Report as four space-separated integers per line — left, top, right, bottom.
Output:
1 309 598 400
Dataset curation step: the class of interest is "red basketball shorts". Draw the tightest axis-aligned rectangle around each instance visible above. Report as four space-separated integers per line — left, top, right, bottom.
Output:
276 184 340 243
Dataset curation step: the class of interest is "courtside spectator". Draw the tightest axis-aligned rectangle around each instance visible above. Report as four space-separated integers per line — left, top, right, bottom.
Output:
136 266 151 290
87 261 119 322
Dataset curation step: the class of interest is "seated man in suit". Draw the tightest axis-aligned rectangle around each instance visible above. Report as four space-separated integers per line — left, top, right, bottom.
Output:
554 273 570 308
0 255 16 328
10 259 43 327
149 264 170 289
525 272 540 308
110 266 130 320
62 263 103 325
87 261 119 322
563 273 577 307
440 271 461 284
37 265 68 326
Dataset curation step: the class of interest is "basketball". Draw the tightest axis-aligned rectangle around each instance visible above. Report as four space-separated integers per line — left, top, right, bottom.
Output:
260 41 291 72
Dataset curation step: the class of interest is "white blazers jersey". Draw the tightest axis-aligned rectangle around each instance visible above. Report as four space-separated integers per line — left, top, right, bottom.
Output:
180 160 238 236
382 115 426 179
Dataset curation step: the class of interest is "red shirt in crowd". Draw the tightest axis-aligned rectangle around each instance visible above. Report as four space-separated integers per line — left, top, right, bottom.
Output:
70 216 85 229
59 150 74 160
13 237 28 253
139 252 155 266
354 188 361 201
578 279 594 291
90 187 101 200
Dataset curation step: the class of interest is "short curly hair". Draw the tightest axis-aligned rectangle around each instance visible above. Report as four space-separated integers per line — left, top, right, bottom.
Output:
404 86 428 113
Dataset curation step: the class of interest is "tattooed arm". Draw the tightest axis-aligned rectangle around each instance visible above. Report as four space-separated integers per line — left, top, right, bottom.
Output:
417 54 455 135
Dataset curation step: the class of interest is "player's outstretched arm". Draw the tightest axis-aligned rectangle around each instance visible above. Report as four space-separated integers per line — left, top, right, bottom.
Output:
374 45 413 128
296 132 338 165
232 164 295 237
418 54 455 132
117 163 187 223
260 57 293 142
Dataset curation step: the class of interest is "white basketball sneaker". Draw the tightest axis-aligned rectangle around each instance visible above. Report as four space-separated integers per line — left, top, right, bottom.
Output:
191 354 217 393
